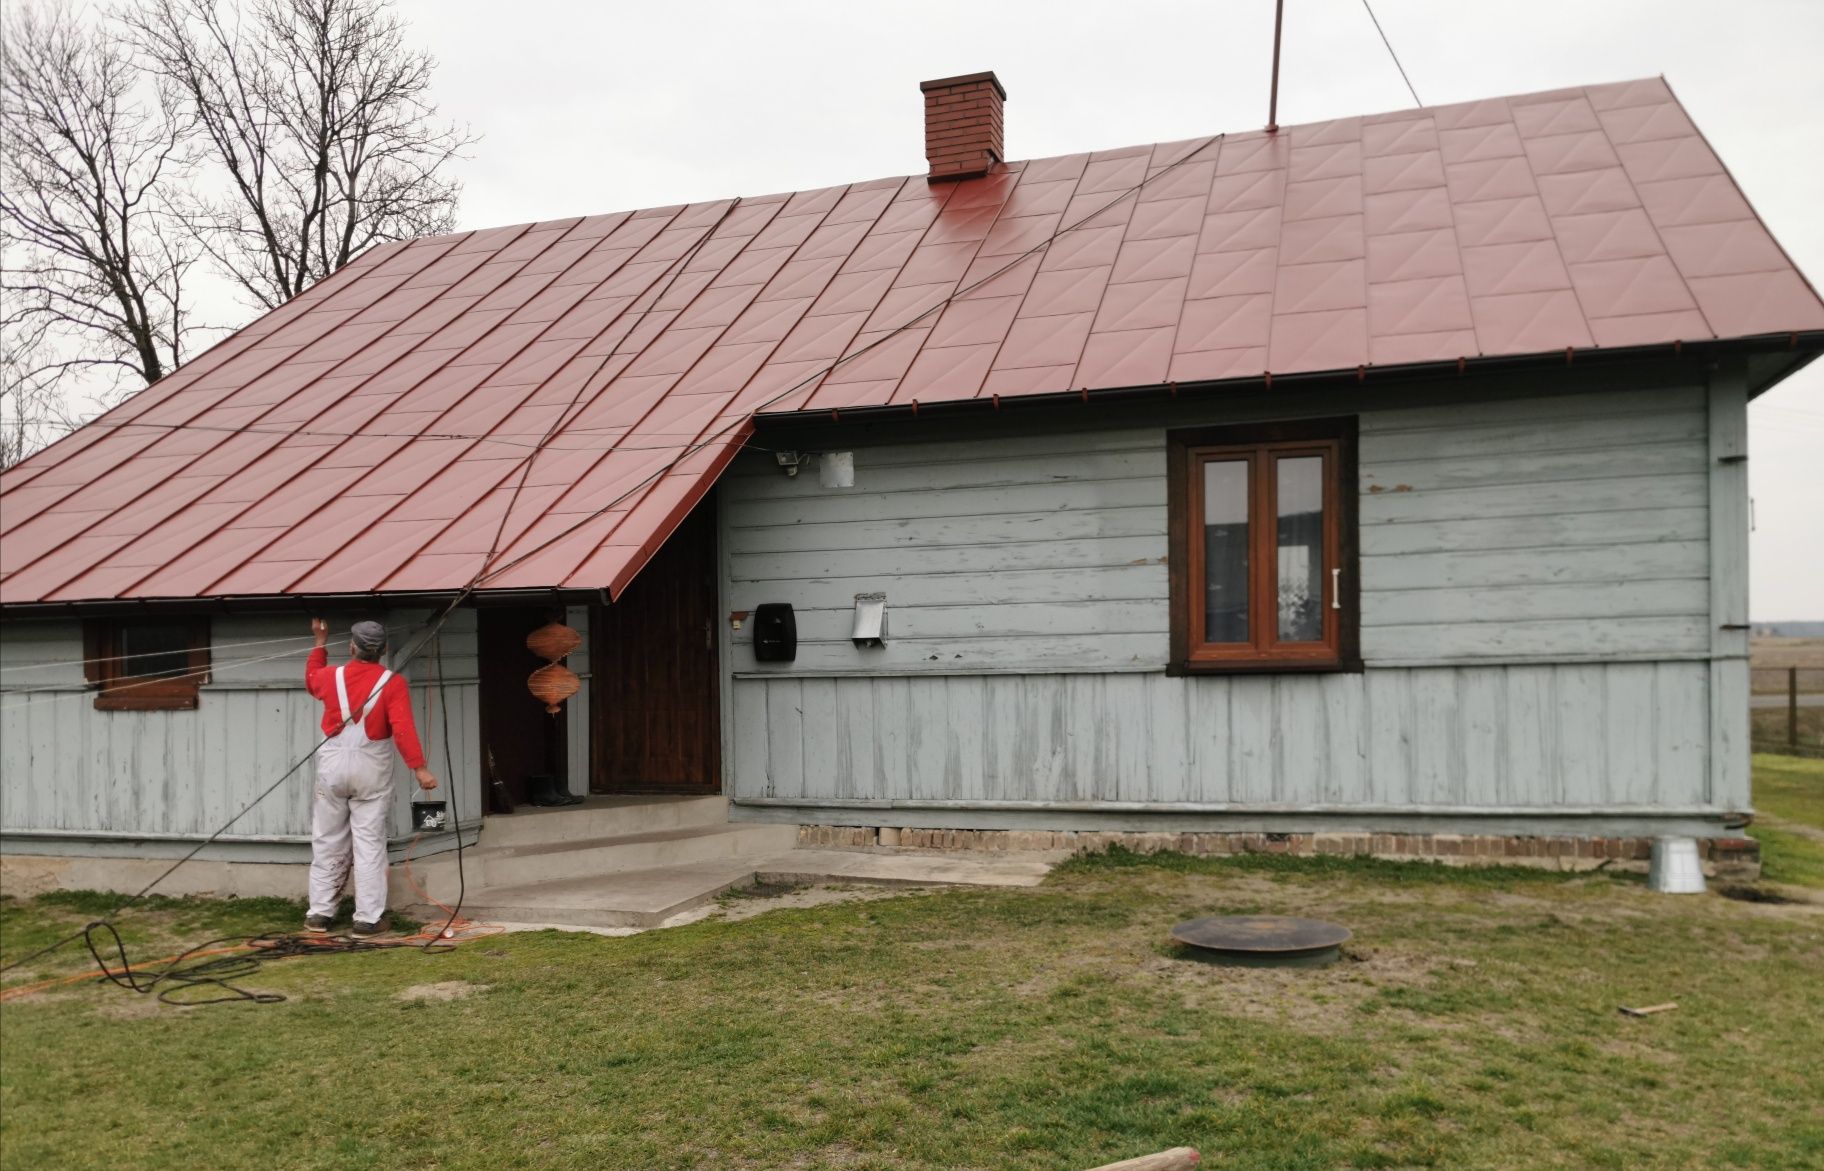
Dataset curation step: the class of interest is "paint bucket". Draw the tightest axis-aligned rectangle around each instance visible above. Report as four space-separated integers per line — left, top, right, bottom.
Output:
411 799 449 833
1647 837 1706 894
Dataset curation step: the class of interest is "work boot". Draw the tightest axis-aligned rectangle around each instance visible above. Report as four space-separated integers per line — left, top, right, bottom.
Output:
526 772 584 807
350 916 392 937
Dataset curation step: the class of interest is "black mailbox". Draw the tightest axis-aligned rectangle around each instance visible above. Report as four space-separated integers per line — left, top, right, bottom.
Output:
752 603 797 662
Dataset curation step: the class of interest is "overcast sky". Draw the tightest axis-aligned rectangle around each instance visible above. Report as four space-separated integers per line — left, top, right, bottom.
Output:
373 2 1817 616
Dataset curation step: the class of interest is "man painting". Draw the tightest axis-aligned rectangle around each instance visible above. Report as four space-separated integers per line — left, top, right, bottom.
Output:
303 619 437 935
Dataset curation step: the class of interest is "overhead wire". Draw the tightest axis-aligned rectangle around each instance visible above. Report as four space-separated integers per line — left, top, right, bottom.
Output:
465 133 1231 593
0 623 414 677
1361 0 1423 107
64 416 791 451
2 134 1227 990
0 195 742 991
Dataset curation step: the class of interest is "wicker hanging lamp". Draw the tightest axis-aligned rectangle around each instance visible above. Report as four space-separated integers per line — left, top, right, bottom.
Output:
526 621 582 715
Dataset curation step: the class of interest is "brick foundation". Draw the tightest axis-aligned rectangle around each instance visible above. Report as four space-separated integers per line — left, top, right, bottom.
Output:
795 825 1762 881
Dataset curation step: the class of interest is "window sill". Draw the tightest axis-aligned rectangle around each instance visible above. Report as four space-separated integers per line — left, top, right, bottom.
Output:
1167 657 1364 677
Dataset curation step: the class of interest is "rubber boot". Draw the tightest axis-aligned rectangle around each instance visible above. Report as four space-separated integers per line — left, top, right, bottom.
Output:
526 772 583 807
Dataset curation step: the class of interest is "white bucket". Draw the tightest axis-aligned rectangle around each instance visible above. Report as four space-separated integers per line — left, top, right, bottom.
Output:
1647 837 1707 894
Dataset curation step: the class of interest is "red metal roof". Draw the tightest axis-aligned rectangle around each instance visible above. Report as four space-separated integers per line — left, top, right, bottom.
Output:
3 76 1820 606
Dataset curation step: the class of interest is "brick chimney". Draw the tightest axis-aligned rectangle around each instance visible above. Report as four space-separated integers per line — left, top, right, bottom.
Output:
921 71 1006 182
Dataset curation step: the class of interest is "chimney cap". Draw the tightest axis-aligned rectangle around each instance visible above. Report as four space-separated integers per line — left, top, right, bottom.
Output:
919 71 1007 100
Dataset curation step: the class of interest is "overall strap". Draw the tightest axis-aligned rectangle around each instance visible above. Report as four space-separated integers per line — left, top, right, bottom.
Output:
334 666 354 726
358 670 396 719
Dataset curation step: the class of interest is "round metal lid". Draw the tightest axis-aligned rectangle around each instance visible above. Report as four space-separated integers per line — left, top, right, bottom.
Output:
1170 915 1352 955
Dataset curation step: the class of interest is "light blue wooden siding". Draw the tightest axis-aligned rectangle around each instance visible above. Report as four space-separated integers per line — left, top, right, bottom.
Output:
721 377 1739 819
723 382 1711 676
0 609 482 841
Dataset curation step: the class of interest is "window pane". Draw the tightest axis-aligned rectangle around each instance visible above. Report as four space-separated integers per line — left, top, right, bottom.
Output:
1276 456 1326 642
1201 460 1250 644
121 624 192 680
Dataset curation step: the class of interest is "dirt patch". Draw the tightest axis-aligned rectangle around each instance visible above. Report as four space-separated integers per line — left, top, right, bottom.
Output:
1717 884 1798 905
1135 941 1445 1032
94 995 173 1020
713 883 934 924
397 980 489 1002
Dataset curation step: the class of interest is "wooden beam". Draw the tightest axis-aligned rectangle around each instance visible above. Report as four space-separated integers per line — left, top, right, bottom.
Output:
1705 359 1750 810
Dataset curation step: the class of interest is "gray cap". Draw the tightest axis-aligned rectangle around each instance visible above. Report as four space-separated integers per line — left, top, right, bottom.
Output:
349 620 388 656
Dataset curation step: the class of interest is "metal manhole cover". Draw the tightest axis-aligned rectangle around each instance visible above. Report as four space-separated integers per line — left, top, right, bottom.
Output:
1170 915 1351 967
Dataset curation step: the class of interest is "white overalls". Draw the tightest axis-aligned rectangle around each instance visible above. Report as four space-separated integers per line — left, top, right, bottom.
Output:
308 665 398 924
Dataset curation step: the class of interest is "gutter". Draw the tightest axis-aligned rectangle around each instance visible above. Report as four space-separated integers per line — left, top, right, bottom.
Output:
0 586 596 620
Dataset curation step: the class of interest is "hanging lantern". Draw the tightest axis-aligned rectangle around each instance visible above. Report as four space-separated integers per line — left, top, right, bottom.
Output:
526 621 583 662
527 663 581 714
525 621 582 715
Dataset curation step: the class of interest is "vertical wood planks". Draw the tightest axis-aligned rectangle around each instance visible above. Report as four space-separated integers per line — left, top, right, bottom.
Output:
723 659 1720 812
1706 364 1751 810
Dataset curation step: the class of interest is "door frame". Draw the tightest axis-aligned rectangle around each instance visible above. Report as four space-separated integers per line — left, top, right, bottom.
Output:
588 497 722 795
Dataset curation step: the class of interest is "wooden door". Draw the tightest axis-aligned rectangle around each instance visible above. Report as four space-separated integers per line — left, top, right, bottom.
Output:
478 606 567 809
591 500 721 793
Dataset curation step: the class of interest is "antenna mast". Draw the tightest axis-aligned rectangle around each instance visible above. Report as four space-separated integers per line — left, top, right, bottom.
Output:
1266 0 1285 132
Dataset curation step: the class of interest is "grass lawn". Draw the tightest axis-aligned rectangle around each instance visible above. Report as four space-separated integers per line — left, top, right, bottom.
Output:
2 771 1821 1169
1749 753 1824 888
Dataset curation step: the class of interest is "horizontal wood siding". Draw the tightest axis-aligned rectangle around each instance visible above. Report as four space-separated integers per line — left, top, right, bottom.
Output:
718 375 1730 817
727 662 1715 810
1 610 482 840
723 382 1710 675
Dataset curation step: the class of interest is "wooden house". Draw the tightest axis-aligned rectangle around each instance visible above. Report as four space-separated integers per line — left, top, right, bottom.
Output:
4 74 1819 900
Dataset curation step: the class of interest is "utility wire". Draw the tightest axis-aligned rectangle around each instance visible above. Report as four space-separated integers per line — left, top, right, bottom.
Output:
60 417 789 450
0 201 741 982
1 137 1227 982
465 135 1229 593
0 623 414 676
1362 0 1423 107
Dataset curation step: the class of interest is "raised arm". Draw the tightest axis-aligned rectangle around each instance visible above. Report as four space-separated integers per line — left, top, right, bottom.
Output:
305 618 330 695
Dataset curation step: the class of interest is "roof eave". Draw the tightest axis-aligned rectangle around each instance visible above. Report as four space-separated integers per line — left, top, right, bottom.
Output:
753 331 1824 429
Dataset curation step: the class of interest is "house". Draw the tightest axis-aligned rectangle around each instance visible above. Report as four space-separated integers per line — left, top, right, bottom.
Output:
3 72 1819 904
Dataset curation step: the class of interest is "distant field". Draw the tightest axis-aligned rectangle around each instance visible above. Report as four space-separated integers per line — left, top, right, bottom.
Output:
1749 637 1824 695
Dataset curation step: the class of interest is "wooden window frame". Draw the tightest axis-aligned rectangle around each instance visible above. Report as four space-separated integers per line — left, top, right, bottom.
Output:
1166 418 1360 675
83 617 211 711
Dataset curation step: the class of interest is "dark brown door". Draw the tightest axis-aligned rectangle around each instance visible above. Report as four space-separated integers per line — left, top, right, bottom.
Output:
478 606 567 808
592 498 721 794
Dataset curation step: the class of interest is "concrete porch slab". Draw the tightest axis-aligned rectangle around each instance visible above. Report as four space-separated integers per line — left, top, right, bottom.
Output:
405 847 1059 932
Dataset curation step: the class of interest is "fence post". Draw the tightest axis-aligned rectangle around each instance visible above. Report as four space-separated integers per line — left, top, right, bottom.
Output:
1792 666 1800 752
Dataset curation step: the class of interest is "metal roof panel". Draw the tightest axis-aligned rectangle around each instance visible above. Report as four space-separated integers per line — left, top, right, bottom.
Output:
6 78 1819 605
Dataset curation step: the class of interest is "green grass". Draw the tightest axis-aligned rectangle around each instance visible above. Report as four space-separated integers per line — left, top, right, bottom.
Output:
1751 707 1824 757
1750 753 1824 887
3 758 1823 1169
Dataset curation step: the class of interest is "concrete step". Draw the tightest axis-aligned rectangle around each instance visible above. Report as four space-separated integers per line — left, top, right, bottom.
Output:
471 822 799 887
476 794 730 848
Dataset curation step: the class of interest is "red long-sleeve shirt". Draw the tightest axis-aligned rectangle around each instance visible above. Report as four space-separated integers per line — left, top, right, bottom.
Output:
305 647 427 770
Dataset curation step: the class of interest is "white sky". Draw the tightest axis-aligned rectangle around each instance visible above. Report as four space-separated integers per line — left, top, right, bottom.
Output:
151 0 1824 616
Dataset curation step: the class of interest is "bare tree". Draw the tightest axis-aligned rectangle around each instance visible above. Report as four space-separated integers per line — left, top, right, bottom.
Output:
1 2 199 407
2 338 70 468
125 0 473 312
